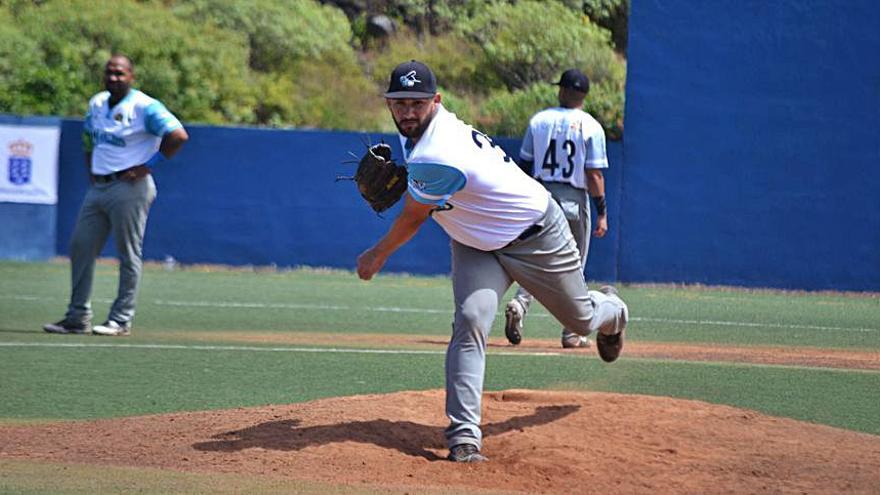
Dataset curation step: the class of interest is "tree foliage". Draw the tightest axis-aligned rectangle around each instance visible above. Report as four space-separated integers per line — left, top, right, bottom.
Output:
367 30 501 94
457 0 626 136
553 0 629 52
463 0 624 91
172 0 354 72
2 0 627 137
2 0 256 123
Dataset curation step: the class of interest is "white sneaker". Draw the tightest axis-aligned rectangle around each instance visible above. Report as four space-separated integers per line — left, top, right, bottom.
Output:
561 331 591 348
92 320 131 336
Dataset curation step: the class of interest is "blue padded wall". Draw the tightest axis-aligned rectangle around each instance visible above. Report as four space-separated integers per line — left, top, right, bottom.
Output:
622 0 880 290
57 123 456 275
0 202 56 261
55 121 621 281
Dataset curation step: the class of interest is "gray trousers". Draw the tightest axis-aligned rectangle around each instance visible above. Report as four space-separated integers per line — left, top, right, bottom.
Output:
65 175 156 325
445 198 626 449
513 182 590 316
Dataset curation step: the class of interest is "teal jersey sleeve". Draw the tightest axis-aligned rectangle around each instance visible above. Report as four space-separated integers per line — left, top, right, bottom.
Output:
144 101 183 137
407 162 467 206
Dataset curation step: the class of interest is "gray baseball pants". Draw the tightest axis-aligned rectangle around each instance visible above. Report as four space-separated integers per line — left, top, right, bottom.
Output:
445 197 626 450
512 182 590 314
65 175 156 326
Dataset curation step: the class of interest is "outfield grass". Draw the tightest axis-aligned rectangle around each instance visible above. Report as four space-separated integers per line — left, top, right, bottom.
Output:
1 260 879 436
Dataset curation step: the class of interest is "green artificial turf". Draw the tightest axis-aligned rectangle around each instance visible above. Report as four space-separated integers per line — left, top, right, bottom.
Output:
1 343 878 435
1 260 878 436
2 261 878 349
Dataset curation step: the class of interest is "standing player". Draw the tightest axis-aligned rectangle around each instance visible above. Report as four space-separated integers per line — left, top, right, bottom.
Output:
43 54 188 336
504 68 610 349
356 60 628 463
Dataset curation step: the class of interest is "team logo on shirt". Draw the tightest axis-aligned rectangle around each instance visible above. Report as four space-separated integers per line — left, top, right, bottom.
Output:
6 139 33 185
400 70 421 88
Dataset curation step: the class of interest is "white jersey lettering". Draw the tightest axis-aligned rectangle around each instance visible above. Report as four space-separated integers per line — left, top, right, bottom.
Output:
520 107 608 189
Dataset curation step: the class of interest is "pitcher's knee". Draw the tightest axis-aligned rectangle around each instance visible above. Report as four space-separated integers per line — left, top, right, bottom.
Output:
455 311 492 340
455 290 497 335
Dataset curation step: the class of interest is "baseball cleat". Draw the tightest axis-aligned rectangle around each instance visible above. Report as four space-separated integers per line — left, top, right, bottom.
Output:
504 299 524 345
599 285 619 296
92 320 131 336
561 331 591 349
448 444 488 463
43 319 90 335
596 285 627 363
596 332 623 362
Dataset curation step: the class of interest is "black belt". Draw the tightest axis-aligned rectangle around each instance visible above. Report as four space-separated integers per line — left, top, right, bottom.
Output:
92 170 127 183
504 223 542 248
92 164 145 183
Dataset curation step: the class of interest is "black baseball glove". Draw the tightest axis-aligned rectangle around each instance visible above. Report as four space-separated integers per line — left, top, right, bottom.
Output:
346 143 408 214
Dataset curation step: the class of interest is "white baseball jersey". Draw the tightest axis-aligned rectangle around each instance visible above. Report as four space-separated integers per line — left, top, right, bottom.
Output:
83 89 182 175
520 107 608 189
401 105 550 251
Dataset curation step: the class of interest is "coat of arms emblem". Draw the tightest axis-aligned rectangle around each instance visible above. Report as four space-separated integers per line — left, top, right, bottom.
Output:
7 139 33 185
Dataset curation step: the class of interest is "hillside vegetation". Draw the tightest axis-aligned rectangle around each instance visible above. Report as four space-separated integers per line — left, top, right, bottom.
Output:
0 0 627 138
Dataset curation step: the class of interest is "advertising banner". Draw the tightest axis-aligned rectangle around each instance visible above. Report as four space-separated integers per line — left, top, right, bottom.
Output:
0 124 60 204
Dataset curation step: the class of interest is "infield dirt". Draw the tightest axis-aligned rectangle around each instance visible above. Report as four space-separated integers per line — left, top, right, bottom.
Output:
3 342 880 494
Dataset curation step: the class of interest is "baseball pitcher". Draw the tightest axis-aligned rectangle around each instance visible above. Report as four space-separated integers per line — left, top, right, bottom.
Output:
355 61 628 463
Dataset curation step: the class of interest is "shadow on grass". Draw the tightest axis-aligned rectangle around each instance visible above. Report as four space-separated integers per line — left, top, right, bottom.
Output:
193 404 579 461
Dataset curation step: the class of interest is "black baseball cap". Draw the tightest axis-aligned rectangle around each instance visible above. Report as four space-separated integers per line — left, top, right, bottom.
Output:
555 68 590 93
384 60 437 99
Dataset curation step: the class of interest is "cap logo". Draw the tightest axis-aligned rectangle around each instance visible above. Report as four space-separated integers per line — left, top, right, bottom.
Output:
399 70 421 88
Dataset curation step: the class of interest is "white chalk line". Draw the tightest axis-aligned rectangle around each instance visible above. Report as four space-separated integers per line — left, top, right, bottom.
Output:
0 342 875 374
0 341 551 358
2 294 877 333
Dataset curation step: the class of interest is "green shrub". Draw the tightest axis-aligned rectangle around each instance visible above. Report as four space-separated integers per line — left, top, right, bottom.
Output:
379 0 508 34
436 87 478 125
476 81 623 140
557 0 630 52
460 0 626 138
368 29 501 94
172 0 386 129
7 0 256 123
2 0 627 137
274 60 386 131
476 84 557 138
463 0 624 90
0 8 49 114
584 79 625 140
172 0 355 73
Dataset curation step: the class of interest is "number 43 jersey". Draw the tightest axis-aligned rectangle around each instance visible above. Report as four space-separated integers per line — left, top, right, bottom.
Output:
520 107 608 189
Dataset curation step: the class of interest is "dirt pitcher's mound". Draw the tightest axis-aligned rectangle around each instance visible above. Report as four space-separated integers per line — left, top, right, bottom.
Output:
2 390 879 494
